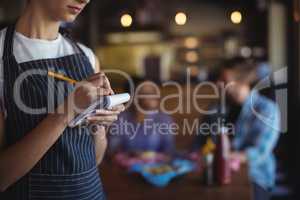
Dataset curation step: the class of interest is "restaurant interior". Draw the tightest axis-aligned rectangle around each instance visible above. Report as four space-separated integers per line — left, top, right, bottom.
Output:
0 0 299 199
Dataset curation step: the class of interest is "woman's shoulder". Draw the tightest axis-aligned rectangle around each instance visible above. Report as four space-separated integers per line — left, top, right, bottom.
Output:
0 28 7 60
76 42 96 70
59 34 96 70
77 43 95 64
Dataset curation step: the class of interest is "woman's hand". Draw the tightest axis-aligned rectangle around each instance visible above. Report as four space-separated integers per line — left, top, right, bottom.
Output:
84 73 125 128
86 105 125 127
88 105 125 165
87 72 113 94
60 73 112 119
56 73 113 125
73 73 113 112
72 83 110 113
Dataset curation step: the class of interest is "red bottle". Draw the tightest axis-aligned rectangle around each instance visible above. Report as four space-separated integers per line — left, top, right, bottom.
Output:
214 127 231 185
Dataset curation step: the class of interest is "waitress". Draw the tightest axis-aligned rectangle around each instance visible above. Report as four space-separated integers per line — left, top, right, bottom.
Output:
0 0 124 199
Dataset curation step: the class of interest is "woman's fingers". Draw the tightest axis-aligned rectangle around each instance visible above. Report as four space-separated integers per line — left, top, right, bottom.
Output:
96 87 111 97
88 73 113 92
94 109 121 115
87 72 105 81
85 106 126 129
88 115 118 121
86 106 125 123
109 105 126 112
102 75 112 92
87 87 111 101
86 115 118 123
94 105 125 115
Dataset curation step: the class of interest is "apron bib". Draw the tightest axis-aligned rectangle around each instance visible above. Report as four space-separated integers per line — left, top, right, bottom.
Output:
2 25 105 200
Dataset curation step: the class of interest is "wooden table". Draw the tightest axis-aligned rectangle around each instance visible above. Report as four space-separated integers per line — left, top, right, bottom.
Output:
99 161 251 200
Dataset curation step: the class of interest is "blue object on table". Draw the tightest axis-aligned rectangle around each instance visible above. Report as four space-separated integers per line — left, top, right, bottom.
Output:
130 159 196 187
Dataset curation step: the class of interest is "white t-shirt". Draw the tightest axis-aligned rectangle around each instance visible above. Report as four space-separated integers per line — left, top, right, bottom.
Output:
0 28 96 112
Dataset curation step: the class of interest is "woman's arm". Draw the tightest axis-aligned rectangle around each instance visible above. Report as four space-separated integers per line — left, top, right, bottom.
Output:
89 106 125 165
0 114 5 151
0 103 73 192
0 75 111 192
89 57 124 165
92 126 107 165
91 57 107 166
94 55 100 73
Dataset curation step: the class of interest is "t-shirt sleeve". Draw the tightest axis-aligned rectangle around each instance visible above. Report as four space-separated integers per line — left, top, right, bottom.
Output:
0 29 6 113
0 77 4 113
77 43 97 71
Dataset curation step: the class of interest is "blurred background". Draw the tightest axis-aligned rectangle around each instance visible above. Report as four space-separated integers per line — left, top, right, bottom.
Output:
0 0 289 83
0 0 299 200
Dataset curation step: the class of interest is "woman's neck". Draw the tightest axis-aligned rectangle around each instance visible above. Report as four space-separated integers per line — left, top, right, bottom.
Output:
16 4 60 40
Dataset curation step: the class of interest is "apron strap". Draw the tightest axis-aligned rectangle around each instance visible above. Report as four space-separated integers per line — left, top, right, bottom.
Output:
59 27 86 56
2 24 16 60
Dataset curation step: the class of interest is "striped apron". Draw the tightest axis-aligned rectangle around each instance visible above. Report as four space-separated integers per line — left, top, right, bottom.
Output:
1 25 106 200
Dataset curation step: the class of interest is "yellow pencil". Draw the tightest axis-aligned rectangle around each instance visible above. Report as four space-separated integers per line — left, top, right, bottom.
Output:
48 71 78 84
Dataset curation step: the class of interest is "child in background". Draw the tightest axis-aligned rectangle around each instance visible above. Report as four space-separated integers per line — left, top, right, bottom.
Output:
109 80 175 154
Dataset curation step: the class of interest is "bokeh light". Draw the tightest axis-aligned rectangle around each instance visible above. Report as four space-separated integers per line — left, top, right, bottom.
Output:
230 11 242 24
184 37 199 49
121 14 133 27
175 12 187 25
185 51 199 63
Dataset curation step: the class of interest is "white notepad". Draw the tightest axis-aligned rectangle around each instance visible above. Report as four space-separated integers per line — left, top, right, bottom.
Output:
69 93 130 128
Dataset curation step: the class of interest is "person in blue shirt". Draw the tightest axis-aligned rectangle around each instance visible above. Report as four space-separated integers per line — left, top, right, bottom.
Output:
109 80 175 154
219 60 280 200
